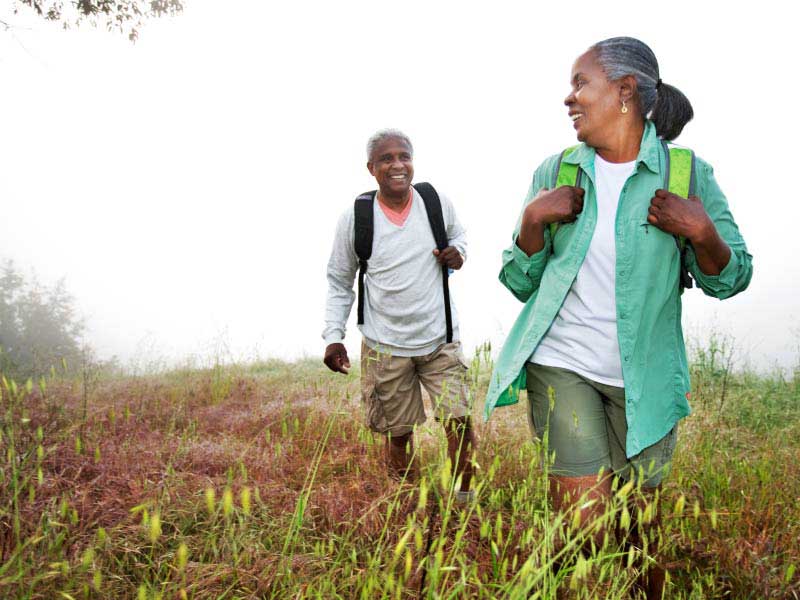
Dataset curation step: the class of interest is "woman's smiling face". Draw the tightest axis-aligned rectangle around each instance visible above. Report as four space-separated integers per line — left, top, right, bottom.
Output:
564 50 627 147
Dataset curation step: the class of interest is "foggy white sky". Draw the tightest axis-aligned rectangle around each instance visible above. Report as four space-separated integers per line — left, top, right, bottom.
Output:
1 1 797 371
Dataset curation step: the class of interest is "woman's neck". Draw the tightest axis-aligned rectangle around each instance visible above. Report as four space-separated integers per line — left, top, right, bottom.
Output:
595 120 645 163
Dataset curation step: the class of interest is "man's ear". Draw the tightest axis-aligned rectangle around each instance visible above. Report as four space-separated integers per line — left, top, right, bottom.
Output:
619 74 638 104
367 161 375 176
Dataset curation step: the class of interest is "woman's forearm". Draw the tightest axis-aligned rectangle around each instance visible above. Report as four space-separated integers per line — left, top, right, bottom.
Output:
689 220 731 276
516 217 546 256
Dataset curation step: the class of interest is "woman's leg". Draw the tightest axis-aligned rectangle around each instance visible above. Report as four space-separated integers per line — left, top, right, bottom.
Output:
526 364 614 550
601 384 677 600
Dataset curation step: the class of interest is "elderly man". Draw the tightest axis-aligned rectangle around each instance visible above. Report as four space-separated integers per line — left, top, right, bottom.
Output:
323 129 475 502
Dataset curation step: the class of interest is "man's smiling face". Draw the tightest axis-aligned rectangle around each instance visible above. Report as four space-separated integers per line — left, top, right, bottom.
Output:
367 137 414 199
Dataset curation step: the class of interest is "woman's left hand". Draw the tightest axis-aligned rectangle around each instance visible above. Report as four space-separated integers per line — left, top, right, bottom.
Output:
647 189 714 242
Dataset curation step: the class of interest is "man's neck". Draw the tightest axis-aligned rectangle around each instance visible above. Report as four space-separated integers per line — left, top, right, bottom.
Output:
378 188 412 211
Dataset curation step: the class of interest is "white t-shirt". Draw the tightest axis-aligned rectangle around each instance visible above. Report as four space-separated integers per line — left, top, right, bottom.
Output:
530 154 636 387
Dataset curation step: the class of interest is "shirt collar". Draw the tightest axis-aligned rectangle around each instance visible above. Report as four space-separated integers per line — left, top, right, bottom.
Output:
562 120 662 175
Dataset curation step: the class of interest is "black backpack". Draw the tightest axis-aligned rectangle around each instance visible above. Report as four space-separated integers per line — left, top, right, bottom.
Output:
353 182 453 343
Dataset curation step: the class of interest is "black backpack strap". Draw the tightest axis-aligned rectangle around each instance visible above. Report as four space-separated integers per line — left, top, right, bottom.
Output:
353 191 376 325
413 182 453 344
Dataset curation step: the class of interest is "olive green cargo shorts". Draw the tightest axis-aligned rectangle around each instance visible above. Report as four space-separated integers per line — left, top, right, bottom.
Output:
526 363 677 487
361 340 471 437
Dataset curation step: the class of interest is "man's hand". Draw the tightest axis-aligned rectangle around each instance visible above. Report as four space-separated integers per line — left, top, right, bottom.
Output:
522 186 585 228
647 190 713 242
433 246 464 270
323 343 350 374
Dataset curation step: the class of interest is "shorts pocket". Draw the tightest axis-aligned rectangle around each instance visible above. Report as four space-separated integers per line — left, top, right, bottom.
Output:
363 382 387 433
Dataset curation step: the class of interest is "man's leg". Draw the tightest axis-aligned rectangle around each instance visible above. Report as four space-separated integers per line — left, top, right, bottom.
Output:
416 342 476 496
385 430 418 482
444 415 474 493
360 341 425 480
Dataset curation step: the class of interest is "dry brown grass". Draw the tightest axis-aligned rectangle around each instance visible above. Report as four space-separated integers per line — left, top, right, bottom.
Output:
0 358 798 598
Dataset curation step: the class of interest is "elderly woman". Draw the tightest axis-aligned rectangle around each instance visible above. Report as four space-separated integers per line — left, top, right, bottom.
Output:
484 37 752 597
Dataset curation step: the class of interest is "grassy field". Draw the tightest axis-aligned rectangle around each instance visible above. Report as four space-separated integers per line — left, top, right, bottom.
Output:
1 347 798 599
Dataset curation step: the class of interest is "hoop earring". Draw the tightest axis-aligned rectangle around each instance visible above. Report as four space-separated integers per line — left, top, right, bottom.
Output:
621 100 629 114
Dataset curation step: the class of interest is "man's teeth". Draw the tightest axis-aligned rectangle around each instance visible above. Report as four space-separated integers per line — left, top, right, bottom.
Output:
571 114 583 122
390 175 405 179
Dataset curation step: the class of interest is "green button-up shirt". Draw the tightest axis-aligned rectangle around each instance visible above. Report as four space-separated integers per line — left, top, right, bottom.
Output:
484 121 752 457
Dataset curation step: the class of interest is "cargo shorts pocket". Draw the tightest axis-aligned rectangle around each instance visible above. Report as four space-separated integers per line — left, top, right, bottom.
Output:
363 382 387 433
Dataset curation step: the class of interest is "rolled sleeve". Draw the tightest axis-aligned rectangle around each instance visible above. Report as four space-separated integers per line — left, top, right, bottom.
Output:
510 237 550 274
499 234 551 303
686 242 752 299
688 159 753 299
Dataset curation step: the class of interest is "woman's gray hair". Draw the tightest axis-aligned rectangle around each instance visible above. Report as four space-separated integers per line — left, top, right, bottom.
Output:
366 129 413 161
590 37 693 141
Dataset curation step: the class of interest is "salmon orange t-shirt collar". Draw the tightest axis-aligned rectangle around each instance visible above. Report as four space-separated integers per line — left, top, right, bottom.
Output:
377 188 413 226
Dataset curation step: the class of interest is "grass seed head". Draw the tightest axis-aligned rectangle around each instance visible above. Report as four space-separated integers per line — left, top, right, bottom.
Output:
222 487 233 518
240 487 252 515
148 512 161 543
205 487 216 515
177 542 189 570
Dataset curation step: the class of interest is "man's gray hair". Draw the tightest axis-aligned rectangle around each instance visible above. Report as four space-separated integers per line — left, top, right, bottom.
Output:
590 37 693 141
366 129 413 161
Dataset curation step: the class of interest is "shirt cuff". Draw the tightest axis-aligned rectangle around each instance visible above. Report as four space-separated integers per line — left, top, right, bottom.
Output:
323 331 345 346
511 237 549 274
689 246 740 291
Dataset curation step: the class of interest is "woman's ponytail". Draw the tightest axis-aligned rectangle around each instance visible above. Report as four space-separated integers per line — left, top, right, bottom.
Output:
650 81 694 141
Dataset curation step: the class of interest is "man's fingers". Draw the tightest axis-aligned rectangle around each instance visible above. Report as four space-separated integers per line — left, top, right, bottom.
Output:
436 247 459 265
334 355 350 374
647 213 658 225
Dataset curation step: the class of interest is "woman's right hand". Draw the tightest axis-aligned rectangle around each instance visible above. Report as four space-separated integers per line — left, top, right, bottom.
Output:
516 186 584 256
522 186 585 227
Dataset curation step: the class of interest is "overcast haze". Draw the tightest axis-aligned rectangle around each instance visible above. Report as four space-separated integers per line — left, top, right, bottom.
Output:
1 1 797 371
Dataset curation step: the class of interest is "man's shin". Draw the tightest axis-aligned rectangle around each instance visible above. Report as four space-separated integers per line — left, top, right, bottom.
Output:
385 431 418 482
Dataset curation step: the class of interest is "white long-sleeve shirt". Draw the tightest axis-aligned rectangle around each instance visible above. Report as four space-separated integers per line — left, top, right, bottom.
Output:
323 187 467 357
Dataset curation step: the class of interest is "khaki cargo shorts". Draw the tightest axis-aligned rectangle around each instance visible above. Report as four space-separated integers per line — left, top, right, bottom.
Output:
360 340 471 436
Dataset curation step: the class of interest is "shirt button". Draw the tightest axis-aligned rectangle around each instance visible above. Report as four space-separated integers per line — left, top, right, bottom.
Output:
624 355 630 362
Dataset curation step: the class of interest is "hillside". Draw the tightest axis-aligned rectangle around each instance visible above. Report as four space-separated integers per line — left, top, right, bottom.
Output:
1 354 798 598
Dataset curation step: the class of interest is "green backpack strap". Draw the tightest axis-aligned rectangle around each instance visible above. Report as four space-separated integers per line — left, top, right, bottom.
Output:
549 145 582 240
662 141 697 290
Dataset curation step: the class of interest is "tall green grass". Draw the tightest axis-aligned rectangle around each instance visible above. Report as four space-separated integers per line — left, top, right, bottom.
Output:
0 346 798 599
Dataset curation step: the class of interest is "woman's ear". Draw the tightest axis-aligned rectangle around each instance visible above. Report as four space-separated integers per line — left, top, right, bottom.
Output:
619 74 638 104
